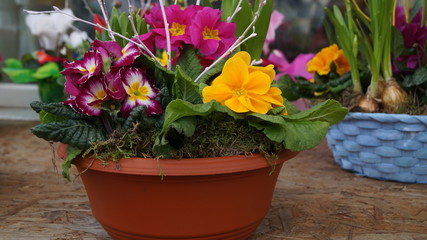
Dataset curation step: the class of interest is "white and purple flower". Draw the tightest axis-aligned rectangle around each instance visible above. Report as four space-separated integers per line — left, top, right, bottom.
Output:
120 67 162 117
62 50 102 85
75 77 108 116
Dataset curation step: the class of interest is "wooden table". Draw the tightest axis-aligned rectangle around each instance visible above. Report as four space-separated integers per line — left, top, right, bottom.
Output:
0 120 426 240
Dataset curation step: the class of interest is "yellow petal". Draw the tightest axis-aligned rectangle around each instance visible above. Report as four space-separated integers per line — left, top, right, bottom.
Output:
249 64 276 82
202 84 232 104
221 57 249 89
231 51 251 65
246 95 271 114
225 97 250 113
243 71 271 95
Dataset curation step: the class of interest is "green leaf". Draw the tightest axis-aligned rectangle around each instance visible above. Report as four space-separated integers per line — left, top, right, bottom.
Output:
121 105 157 132
32 62 61 79
2 68 36 83
62 146 82 181
161 100 242 134
197 58 226 84
245 0 272 60
5 58 23 69
277 75 300 101
39 110 67 124
152 117 197 157
31 119 106 149
283 99 348 125
280 120 330 151
31 102 93 119
175 45 203 80
173 66 202 103
402 67 427 87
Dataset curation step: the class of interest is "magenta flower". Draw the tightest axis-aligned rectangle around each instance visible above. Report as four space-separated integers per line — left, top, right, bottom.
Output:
190 7 236 58
144 4 164 28
105 69 126 101
75 77 108 116
393 5 427 71
265 50 314 81
92 40 141 68
62 50 102 85
120 67 162 117
264 10 284 55
150 5 196 51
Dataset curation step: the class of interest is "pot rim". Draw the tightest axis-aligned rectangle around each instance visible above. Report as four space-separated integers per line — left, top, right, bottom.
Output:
57 143 299 176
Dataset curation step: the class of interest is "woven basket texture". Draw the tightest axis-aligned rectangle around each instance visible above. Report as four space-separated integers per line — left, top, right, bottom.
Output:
326 112 427 183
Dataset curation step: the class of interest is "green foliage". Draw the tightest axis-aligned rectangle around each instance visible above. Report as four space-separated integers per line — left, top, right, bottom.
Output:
245 0 272 60
153 99 348 157
97 7 147 46
402 67 427 103
172 66 202 103
62 146 83 181
277 72 354 101
175 45 203 80
30 101 105 149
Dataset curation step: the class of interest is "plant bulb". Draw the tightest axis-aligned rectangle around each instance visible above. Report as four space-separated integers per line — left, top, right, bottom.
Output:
381 79 408 112
358 96 379 112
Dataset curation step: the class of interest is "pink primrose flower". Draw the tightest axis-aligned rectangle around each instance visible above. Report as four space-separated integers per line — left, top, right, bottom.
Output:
264 10 284 55
120 67 162 117
266 50 314 81
150 5 196 51
190 7 236 58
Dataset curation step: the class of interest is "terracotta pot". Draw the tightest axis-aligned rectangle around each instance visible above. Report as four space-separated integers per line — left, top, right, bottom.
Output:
57 144 298 240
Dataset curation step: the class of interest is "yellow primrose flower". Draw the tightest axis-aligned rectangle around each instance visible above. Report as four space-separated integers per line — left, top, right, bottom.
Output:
231 51 276 81
334 49 351 76
202 54 283 114
306 44 341 76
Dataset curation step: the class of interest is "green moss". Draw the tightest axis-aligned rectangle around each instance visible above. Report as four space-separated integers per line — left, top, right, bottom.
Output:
86 114 284 161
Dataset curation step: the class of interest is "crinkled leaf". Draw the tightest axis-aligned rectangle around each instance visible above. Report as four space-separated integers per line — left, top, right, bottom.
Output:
121 105 157 132
197 58 226 84
62 146 82 181
173 66 202 103
30 101 93 120
31 119 105 149
39 110 67 124
277 75 300 101
175 45 203 80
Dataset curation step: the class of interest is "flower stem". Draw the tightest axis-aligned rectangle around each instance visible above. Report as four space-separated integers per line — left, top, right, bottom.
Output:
96 0 116 41
158 0 172 70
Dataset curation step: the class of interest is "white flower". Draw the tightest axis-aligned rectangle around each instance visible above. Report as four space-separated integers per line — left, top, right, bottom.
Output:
25 8 75 50
63 31 89 49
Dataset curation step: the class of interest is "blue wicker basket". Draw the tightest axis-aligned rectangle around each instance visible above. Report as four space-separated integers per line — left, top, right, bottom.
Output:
326 112 427 183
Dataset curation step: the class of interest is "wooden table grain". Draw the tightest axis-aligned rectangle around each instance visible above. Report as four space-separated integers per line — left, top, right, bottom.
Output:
0 120 426 240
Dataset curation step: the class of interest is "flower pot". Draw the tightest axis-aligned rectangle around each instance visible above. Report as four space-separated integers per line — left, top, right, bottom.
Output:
326 112 427 183
57 144 298 240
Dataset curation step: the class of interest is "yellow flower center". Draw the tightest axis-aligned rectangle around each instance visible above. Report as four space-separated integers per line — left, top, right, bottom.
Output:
89 66 96 73
95 90 106 100
170 22 186 37
233 88 247 97
129 82 149 101
202 26 221 40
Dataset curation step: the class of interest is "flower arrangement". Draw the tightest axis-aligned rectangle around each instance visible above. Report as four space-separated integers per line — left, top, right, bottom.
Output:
27 0 347 180
282 0 427 115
